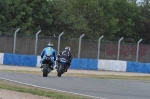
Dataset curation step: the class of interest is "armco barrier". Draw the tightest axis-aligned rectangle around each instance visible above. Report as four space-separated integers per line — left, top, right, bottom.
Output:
36 56 41 67
98 60 127 72
0 53 150 74
37 57 98 70
127 61 150 73
0 53 4 65
3 53 37 67
70 58 98 70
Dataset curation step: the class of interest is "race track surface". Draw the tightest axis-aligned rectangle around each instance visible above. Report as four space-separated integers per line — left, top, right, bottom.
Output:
0 71 150 99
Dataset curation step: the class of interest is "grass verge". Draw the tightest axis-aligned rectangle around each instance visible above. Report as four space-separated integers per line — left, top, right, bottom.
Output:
0 80 91 99
0 69 150 99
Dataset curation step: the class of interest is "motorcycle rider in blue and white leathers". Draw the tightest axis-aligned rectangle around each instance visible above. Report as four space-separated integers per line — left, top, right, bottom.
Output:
40 42 56 70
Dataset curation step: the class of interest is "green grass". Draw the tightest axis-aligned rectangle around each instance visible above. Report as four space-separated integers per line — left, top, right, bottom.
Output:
0 80 91 99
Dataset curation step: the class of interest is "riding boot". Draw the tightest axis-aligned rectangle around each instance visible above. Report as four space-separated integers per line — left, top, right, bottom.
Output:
41 64 44 71
65 65 69 72
65 62 71 72
50 66 54 70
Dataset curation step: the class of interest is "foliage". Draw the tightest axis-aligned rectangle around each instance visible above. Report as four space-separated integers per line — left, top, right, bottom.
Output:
0 0 149 43
138 0 150 43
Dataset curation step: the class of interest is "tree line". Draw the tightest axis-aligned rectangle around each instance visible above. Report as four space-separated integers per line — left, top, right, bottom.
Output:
0 0 150 43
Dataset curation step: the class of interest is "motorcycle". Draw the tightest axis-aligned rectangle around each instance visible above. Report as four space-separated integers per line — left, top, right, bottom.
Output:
41 55 53 77
57 58 69 77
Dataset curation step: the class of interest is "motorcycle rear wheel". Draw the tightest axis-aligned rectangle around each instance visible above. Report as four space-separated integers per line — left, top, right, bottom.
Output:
43 64 49 77
57 65 64 77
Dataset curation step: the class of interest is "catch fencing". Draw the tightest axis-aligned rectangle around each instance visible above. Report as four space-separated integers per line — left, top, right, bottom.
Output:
0 30 150 63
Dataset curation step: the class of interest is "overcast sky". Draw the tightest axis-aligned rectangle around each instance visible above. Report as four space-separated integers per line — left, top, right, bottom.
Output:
137 0 142 2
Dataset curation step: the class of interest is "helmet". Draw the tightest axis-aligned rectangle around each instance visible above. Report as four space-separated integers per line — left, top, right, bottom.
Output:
47 42 53 47
65 46 70 51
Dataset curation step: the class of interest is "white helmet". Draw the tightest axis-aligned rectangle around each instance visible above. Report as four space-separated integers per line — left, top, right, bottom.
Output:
65 46 70 51
47 42 53 47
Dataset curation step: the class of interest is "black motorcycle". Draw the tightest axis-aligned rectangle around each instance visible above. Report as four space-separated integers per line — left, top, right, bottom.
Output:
57 58 69 77
42 55 53 77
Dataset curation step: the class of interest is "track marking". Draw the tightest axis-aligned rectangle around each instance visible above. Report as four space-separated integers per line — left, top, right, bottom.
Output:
0 77 107 99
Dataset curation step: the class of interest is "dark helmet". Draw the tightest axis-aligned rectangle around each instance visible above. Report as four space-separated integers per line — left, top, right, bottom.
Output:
47 42 53 47
65 46 70 51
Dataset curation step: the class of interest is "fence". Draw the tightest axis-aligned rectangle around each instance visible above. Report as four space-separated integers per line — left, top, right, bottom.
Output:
0 29 150 63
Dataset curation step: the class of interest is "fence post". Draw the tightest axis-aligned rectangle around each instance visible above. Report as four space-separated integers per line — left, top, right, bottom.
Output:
136 39 142 62
117 37 124 60
13 28 20 54
57 32 64 54
97 35 104 59
34 30 41 55
78 34 85 58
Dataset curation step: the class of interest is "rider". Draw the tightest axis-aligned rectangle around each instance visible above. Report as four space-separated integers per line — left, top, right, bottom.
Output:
56 46 72 72
40 42 56 70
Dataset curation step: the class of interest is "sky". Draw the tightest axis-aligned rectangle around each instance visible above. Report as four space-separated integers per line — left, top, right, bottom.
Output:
137 0 142 2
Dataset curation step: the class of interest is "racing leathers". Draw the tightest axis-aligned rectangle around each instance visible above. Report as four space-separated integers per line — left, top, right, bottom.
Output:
40 46 56 70
56 49 72 72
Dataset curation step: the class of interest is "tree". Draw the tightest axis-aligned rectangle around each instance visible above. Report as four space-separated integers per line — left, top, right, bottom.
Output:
138 0 150 43
0 0 11 32
98 0 119 40
3 0 34 34
113 0 144 42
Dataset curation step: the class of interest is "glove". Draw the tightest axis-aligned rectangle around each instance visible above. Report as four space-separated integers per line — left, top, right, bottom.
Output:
54 57 56 61
70 58 72 61
69 59 72 63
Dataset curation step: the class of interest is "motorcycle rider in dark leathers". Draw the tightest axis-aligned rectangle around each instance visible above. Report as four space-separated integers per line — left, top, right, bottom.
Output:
56 46 72 72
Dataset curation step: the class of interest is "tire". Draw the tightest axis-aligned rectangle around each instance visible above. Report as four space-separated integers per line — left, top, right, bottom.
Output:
43 64 49 77
57 65 64 77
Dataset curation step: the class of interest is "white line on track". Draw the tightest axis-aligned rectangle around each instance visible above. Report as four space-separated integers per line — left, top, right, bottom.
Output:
0 77 107 99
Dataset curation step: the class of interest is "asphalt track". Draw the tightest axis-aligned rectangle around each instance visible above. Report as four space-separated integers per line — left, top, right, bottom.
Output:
0 71 150 99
